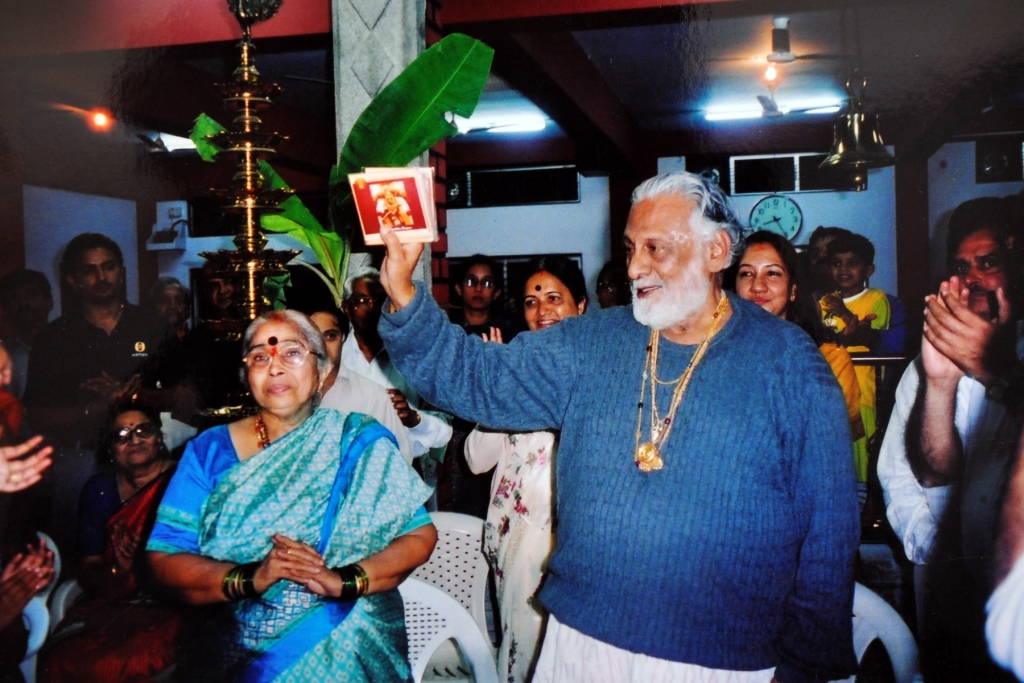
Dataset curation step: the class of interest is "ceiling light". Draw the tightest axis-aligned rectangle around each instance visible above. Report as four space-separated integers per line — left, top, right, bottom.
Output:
765 66 778 82
705 109 763 121
454 114 548 134
88 110 114 132
156 132 197 151
803 106 842 115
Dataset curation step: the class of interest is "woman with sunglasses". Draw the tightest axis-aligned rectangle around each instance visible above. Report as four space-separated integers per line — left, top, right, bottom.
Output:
41 401 181 683
146 310 436 683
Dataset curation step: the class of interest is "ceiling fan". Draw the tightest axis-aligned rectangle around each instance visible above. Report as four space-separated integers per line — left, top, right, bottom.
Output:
713 16 845 65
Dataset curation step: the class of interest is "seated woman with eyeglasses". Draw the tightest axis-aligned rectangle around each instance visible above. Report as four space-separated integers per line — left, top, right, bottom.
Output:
40 401 181 683
146 310 436 683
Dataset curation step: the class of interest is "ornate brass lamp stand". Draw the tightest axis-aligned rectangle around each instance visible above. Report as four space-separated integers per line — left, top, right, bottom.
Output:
200 0 298 331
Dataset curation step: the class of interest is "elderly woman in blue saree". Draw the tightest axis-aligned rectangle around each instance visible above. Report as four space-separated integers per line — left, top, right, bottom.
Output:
146 309 437 683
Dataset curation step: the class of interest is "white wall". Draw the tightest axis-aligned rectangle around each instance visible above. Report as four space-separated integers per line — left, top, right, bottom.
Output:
928 141 1024 287
446 175 611 293
23 185 139 316
727 165 898 296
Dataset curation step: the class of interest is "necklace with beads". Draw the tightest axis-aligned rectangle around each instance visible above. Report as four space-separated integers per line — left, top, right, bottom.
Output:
634 294 729 472
254 413 271 450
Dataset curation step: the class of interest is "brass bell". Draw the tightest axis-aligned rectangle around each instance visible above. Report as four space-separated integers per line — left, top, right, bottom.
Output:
819 77 895 186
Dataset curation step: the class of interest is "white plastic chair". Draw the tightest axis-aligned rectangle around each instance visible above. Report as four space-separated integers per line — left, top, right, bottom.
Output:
20 596 49 683
412 512 491 644
838 583 921 683
49 578 84 634
35 531 59 603
399 578 498 683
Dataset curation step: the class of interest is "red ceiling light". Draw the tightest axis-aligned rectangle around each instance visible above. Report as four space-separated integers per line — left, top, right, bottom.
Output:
88 109 114 131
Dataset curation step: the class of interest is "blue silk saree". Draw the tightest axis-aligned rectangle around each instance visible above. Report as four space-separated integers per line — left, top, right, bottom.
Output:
147 409 433 682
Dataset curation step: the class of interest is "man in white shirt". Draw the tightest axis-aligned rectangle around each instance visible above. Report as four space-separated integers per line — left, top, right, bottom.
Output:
987 433 1024 682
878 196 1023 683
340 268 452 459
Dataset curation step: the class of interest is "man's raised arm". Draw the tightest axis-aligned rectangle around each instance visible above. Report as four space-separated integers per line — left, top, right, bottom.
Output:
376 226 577 433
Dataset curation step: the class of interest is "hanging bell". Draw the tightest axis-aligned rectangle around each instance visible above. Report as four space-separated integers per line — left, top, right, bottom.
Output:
819 77 895 181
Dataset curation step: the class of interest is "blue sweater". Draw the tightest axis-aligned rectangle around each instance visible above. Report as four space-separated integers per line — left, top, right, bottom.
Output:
381 288 859 683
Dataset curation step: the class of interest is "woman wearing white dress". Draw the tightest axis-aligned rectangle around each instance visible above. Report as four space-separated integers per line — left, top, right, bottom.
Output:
465 256 587 683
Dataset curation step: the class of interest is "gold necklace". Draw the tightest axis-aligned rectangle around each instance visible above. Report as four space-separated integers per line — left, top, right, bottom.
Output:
634 294 729 472
255 413 270 450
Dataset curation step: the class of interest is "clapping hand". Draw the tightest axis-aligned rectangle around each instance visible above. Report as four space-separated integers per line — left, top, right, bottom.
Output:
924 276 1014 384
821 292 853 323
0 436 52 493
0 541 54 630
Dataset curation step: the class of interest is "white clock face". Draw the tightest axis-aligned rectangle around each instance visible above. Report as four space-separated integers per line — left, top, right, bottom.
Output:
749 194 803 240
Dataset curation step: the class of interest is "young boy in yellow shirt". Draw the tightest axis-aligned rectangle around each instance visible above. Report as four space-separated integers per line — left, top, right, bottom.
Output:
820 233 890 498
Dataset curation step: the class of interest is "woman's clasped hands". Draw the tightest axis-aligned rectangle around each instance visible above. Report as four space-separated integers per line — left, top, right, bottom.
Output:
258 534 345 598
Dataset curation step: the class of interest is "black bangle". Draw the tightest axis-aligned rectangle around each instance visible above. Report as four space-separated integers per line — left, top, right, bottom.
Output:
240 562 260 599
333 563 369 601
222 561 261 601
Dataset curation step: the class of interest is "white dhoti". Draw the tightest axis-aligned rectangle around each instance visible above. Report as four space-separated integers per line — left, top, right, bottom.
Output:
533 615 776 683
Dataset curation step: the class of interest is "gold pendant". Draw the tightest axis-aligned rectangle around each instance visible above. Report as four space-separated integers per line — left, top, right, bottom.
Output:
635 442 664 472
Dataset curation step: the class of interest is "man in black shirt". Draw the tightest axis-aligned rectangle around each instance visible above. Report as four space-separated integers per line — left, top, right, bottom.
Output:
23 233 175 558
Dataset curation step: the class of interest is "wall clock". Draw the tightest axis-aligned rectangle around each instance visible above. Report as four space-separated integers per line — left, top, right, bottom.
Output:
748 194 802 239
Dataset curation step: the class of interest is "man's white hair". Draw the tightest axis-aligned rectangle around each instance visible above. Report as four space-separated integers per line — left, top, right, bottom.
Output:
343 265 381 300
631 172 744 268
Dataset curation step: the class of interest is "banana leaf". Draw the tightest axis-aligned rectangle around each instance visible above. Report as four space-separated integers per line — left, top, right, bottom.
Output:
263 272 291 310
187 114 347 304
328 33 494 239
189 113 226 162
259 160 348 304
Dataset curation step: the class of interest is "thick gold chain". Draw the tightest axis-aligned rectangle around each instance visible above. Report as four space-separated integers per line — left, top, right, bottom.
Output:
633 294 729 471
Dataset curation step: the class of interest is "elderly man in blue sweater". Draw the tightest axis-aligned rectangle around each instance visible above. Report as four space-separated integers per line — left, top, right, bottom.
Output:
378 172 859 683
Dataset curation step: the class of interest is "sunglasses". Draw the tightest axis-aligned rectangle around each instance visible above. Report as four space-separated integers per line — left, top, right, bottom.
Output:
112 422 159 445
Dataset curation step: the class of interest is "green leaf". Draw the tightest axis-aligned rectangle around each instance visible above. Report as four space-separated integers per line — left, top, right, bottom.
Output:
190 113 226 162
328 33 493 238
257 161 349 302
263 272 291 310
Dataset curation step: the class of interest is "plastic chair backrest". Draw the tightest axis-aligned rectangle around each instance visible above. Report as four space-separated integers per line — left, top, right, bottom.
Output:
49 579 84 634
20 596 49 683
35 531 59 603
840 583 921 683
399 578 498 683
412 512 490 642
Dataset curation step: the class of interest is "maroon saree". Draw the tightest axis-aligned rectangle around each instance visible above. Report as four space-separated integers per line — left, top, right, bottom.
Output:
40 469 181 683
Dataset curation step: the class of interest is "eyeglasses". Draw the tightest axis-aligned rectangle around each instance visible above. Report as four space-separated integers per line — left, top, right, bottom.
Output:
112 422 159 445
347 295 377 310
463 275 496 289
243 342 317 370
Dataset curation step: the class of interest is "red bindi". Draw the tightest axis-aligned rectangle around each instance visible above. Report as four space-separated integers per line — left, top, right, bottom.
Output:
267 336 278 355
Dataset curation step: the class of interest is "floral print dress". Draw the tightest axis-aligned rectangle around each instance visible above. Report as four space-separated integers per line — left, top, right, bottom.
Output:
465 428 557 683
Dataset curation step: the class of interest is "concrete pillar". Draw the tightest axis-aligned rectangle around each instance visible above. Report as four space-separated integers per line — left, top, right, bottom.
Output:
332 0 431 286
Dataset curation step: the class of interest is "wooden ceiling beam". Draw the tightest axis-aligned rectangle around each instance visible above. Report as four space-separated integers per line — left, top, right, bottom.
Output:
470 28 652 176
446 0 903 33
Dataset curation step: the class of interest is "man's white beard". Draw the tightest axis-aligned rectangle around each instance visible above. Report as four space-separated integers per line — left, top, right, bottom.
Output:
631 260 712 330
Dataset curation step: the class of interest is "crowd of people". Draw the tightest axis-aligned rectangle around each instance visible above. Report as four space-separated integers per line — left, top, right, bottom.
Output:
0 169 1023 683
